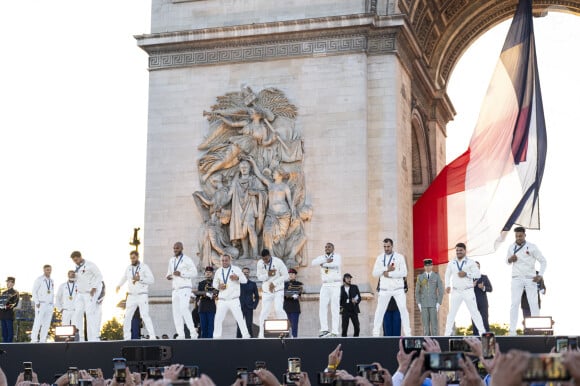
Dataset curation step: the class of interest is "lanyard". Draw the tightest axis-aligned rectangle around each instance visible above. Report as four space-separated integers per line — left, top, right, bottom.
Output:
173 255 183 272
455 259 466 272
264 258 273 271
44 278 52 292
513 242 526 254
132 264 141 277
383 253 394 267
75 263 85 273
222 266 232 285
67 282 75 297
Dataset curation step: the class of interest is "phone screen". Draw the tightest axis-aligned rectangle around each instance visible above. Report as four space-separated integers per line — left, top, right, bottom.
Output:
288 358 301 374
448 339 471 352
112 358 126 383
481 333 496 358
424 352 464 371
523 353 570 382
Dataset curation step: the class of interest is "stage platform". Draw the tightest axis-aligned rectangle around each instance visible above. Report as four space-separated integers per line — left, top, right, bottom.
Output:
0 336 559 385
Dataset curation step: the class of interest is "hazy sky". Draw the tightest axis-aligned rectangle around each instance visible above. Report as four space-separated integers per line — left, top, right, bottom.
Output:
0 2 578 334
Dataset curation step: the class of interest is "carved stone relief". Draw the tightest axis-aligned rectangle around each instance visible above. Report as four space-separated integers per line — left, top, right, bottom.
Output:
194 86 312 269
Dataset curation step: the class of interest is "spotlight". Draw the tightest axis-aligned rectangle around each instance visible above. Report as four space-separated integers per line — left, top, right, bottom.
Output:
523 316 554 335
55 325 78 342
264 319 290 338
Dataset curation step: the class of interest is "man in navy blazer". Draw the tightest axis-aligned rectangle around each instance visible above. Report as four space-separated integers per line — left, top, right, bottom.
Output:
472 261 493 335
237 267 260 338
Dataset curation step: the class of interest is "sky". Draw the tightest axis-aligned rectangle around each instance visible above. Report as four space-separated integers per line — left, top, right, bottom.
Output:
0 2 578 334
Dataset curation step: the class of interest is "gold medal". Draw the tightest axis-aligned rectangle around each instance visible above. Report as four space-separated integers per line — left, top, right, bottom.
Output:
69 296 73 300
324 268 329 274
47 290 51 294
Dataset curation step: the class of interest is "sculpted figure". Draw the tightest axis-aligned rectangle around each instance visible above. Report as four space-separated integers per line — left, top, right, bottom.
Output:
228 159 267 259
245 156 295 256
193 173 238 267
196 86 311 266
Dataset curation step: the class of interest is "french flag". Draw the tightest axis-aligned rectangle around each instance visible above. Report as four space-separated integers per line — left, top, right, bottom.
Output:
412 0 547 268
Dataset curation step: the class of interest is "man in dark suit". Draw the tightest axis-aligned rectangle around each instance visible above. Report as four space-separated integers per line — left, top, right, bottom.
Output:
237 267 259 338
472 261 493 335
340 273 361 337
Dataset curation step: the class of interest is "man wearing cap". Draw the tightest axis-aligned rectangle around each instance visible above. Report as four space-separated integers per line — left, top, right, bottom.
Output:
372 238 412 336
415 259 443 335
444 243 486 336
56 270 77 327
70 251 103 341
30 264 55 343
166 241 198 339
283 268 303 338
116 250 157 341
340 273 361 337
213 254 251 338
257 249 289 338
311 242 342 337
197 266 217 338
0 277 19 342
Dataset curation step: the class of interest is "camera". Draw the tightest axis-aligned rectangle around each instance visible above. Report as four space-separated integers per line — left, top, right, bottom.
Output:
481 332 496 358
317 370 336 385
23 362 33 382
403 337 424 354
147 367 164 380
178 365 199 380
285 357 301 382
555 336 577 353
88 369 99 379
67 367 79 386
113 358 127 383
424 352 465 371
356 364 384 384
448 339 471 353
523 353 570 382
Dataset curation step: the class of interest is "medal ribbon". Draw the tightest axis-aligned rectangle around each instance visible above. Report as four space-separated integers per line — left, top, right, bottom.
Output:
67 282 75 297
455 259 466 272
44 278 52 292
173 255 183 272
513 242 527 254
383 253 394 267
222 266 232 285
132 264 141 278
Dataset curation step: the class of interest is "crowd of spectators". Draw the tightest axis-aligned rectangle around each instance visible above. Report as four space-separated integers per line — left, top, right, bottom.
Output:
2 338 580 386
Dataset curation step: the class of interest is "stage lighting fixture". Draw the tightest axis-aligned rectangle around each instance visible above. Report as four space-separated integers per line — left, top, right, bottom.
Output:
54 325 78 342
523 316 554 335
264 319 290 338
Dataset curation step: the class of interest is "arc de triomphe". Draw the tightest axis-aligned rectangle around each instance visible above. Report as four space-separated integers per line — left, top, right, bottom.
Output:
135 0 579 337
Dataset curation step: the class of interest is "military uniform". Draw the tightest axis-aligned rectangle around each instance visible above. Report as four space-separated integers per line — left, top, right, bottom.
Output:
197 268 217 338
0 277 19 342
283 269 303 337
415 260 443 335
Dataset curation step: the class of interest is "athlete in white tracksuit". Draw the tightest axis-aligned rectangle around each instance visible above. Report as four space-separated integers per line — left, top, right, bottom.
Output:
256 249 289 338
444 242 486 336
30 265 55 343
506 226 547 335
117 250 157 340
55 270 77 326
212 254 250 338
70 251 103 342
371 238 412 336
166 241 198 339
310 242 342 337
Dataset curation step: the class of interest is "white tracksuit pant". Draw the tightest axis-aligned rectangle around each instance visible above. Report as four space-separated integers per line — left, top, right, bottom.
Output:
510 276 540 334
61 309 75 326
172 287 196 339
31 303 54 342
258 290 286 338
124 293 157 340
373 289 412 336
213 298 250 338
445 287 485 336
73 293 100 341
319 284 340 334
